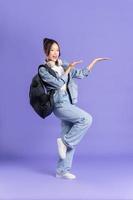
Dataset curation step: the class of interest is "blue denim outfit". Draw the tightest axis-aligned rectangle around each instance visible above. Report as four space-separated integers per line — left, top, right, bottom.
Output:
39 60 93 175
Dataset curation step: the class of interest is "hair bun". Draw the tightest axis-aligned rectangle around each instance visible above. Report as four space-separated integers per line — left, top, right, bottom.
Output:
43 38 50 44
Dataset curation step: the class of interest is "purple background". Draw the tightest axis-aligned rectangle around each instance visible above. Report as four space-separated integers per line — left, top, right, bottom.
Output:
0 0 133 199
0 0 133 157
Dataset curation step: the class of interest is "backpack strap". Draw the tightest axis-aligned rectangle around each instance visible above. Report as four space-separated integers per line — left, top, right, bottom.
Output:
38 64 57 78
38 64 57 92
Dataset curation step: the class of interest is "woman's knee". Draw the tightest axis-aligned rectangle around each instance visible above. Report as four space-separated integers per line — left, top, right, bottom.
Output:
83 113 93 127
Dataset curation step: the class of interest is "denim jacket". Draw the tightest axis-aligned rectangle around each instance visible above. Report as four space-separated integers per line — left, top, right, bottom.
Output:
38 60 90 105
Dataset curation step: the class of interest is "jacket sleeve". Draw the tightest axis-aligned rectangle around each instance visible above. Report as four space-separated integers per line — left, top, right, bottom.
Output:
71 68 90 79
62 60 90 79
38 66 68 89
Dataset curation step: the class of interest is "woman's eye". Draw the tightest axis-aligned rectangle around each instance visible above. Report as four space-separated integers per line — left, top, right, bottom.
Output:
50 49 59 52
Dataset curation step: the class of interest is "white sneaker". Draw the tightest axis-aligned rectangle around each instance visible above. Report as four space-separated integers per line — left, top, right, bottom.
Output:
56 172 76 180
57 138 67 159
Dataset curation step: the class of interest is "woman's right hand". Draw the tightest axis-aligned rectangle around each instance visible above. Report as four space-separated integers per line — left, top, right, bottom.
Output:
68 60 83 69
64 60 83 75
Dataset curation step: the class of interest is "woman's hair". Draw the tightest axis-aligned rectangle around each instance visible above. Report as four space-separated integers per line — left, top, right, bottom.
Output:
43 38 61 57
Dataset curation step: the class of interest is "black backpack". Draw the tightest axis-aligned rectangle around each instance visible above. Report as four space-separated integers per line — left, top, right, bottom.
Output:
29 64 56 119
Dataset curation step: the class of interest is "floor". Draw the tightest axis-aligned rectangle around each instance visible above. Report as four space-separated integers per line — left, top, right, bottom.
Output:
0 155 133 200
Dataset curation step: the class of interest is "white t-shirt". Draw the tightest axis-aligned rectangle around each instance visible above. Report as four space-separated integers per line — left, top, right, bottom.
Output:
51 65 64 77
46 60 67 91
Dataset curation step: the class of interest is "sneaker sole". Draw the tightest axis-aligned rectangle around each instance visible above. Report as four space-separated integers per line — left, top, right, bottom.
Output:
56 174 76 180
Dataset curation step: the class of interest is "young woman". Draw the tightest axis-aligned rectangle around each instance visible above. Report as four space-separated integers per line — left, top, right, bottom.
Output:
39 38 110 180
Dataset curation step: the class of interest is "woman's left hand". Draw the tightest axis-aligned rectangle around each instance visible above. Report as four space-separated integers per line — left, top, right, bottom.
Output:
88 57 111 71
93 57 111 63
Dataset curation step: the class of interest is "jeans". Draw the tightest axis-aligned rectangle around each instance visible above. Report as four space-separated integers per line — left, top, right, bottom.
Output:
53 102 93 175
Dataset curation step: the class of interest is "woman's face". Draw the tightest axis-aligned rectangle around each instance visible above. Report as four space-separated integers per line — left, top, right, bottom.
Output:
47 43 60 62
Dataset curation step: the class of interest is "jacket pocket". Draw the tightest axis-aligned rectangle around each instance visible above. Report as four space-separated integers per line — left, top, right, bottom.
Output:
68 81 78 103
53 90 68 104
